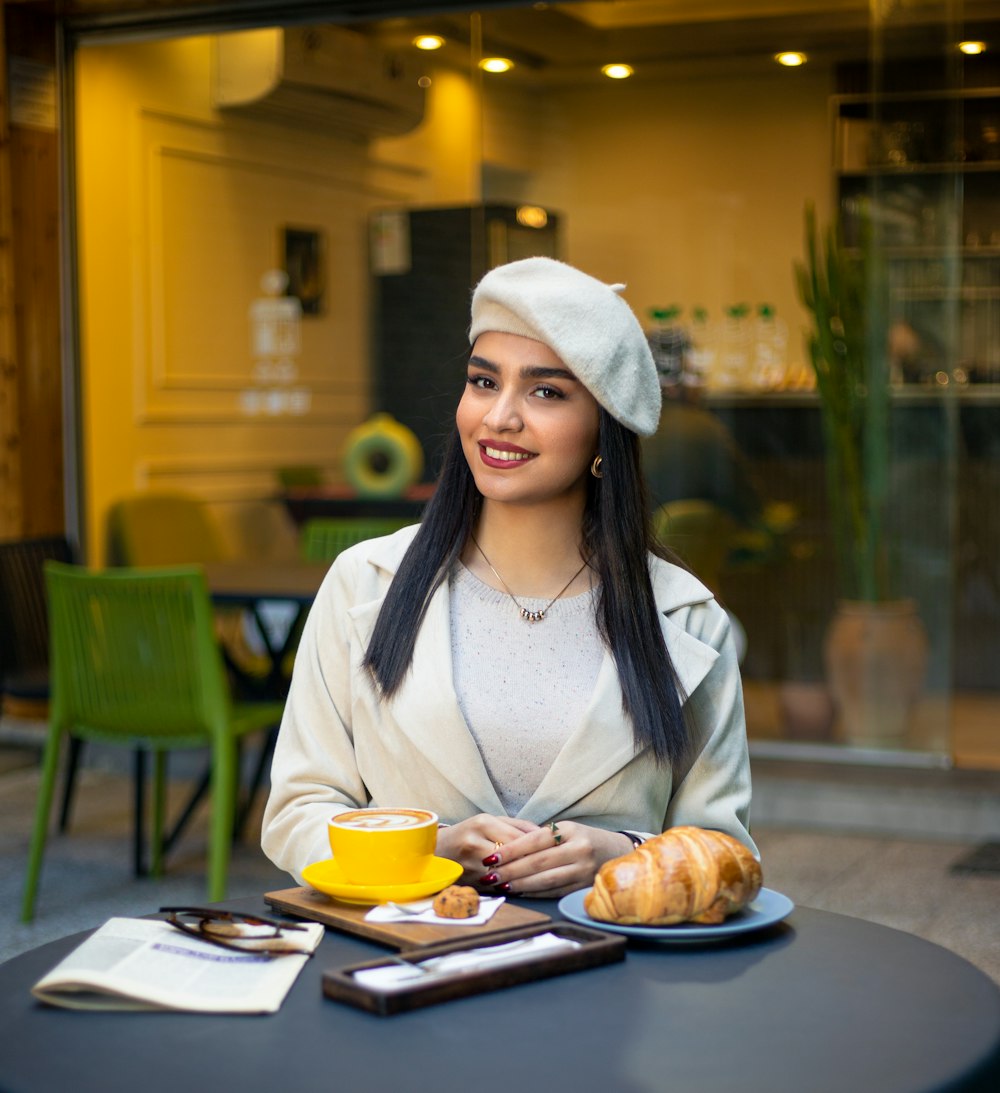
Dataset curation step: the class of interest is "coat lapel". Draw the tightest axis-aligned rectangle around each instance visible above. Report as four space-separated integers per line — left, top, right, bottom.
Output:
348 544 503 815
519 565 721 822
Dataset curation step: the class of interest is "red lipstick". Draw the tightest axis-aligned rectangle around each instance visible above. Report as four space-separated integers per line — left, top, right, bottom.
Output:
478 440 535 469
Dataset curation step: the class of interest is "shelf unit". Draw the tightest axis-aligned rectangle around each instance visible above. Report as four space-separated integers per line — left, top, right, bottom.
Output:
832 75 1000 384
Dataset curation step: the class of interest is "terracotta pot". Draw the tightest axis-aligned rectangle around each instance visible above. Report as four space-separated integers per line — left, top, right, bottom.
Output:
778 681 836 740
823 599 929 748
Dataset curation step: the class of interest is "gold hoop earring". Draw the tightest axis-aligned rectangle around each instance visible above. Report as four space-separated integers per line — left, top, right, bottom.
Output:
591 455 604 479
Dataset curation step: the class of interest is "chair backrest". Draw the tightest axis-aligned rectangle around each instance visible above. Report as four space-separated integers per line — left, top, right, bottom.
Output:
653 499 740 593
106 493 226 567
0 536 75 690
44 562 231 744
299 517 413 562
276 465 324 489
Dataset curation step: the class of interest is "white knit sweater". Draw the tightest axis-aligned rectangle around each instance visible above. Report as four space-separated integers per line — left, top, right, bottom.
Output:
449 563 603 814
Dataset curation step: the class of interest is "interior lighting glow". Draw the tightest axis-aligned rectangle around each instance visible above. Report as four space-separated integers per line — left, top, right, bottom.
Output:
602 63 634 80
959 40 987 55
516 206 548 229
479 57 514 73
413 35 444 51
775 51 807 67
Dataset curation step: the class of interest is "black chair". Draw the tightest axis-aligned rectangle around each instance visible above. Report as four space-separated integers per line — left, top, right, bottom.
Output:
0 535 84 831
0 536 74 698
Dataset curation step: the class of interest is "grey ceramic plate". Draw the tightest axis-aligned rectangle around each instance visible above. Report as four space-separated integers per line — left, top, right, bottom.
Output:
557 886 794 943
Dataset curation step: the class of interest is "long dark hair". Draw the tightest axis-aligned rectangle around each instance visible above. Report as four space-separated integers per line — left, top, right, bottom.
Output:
362 408 690 767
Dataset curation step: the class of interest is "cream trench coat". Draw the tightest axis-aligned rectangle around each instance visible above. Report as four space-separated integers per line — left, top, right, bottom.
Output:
261 525 755 883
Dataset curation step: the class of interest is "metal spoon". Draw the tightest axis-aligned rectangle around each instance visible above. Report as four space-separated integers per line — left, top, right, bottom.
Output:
385 899 435 916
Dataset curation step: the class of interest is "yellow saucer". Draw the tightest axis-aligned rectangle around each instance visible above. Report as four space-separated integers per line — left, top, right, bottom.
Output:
302 855 463 905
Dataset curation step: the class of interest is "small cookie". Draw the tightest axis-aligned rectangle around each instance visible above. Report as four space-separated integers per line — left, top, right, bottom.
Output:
432 885 480 919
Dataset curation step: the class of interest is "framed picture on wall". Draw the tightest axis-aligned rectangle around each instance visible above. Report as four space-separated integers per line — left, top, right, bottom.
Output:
282 226 325 315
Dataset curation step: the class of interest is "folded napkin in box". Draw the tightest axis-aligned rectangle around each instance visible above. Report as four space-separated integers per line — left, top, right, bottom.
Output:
351 933 580 993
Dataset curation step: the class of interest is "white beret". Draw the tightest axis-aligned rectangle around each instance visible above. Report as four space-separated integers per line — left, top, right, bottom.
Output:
468 257 661 436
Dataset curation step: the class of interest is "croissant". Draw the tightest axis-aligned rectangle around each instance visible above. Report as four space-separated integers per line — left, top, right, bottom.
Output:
585 826 762 926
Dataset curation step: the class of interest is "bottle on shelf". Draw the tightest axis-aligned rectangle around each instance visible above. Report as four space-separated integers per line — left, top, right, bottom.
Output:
646 306 688 390
751 303 789 389
685 306 716 389
718 303 752 389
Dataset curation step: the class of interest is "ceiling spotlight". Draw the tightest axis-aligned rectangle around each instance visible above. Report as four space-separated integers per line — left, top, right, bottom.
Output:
602 63 634 80
479 57 514 73
959 40 987 55
775 51 807 67
413 35 444 51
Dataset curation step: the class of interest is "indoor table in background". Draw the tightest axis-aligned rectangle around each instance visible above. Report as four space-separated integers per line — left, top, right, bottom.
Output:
203 560 329 697
1 899 998 1093
278 483 434 526
203 559 330 604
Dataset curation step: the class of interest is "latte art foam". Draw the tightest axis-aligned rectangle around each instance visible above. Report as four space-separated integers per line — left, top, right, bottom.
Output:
332 809 433 831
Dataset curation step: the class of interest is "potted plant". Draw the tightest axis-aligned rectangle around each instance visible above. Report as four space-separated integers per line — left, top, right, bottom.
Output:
794 205 928 747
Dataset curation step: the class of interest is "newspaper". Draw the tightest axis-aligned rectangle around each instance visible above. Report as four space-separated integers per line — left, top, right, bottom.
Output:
31 916 324 1014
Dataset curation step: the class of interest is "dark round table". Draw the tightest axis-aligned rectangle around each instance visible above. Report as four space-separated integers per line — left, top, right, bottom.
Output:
1 898 998 1093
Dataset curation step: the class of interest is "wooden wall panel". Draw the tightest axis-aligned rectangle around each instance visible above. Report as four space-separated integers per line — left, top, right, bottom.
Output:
11 122 62 536
0 4 62 540
0 5 24 538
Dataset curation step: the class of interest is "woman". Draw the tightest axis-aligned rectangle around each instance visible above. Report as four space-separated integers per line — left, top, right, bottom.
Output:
262 257 754 898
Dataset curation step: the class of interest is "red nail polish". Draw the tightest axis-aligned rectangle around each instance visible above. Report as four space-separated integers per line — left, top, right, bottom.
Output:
480 872 499 885
482 853 500 867
495 882 512 894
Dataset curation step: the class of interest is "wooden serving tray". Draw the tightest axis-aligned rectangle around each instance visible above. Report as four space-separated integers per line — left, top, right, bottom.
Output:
264 886 551 950
322 923 626 1015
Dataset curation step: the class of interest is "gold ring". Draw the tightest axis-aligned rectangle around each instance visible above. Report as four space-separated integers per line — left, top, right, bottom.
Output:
549 821 563 846
493 841 504 851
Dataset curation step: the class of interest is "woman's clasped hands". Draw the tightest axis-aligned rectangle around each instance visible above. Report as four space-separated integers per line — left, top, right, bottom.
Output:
436 813 635 898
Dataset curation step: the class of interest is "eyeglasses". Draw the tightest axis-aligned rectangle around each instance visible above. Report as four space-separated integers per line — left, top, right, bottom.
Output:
159 906 312 956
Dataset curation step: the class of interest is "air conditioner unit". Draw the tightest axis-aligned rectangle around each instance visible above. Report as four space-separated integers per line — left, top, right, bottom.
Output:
213 26 425 138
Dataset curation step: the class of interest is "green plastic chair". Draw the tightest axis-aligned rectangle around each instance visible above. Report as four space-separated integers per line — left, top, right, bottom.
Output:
299 517 413 562
105 490 277 688
21 563 285 922
276 465 325 489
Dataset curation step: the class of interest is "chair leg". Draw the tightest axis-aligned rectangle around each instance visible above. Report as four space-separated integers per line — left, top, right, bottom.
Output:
151 751 167 878
58 737 85 833
134 748 146 877
21 729 65 922
236 726 278 840
162 764 210 857
208 738 237 903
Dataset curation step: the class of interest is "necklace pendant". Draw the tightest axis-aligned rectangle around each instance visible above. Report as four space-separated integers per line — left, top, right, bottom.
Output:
470 535 588 627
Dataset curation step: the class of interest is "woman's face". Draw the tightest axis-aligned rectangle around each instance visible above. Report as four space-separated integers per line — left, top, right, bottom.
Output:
457 330 600 508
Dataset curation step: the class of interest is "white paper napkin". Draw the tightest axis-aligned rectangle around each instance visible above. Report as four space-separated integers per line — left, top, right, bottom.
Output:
364 895 505 927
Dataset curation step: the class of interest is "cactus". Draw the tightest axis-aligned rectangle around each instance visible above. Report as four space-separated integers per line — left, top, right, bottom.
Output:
794 204 891 602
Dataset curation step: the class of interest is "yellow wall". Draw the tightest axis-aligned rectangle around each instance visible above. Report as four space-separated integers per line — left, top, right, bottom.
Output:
75 34 429 560
477 60 833 363
370 63 482 205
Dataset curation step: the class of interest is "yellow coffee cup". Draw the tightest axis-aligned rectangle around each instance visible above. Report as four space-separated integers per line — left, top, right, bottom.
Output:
327 807 438 885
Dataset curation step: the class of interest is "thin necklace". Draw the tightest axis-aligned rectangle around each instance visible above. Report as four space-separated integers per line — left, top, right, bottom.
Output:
470 535 590 623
